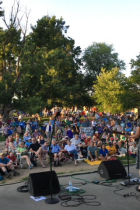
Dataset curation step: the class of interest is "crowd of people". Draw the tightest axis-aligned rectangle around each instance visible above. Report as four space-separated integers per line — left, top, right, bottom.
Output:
0 109 139 180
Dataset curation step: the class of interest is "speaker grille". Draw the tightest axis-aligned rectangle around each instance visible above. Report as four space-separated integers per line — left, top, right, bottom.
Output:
98 160 127 179
28 171 60 196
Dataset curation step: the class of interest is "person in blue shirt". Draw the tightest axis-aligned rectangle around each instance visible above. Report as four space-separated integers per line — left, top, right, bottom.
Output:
51 139 62 167
25 138 32 150
23 132 32 142
99 144 111 161
0 153 19 178
19 120 26 133
125 125 131 133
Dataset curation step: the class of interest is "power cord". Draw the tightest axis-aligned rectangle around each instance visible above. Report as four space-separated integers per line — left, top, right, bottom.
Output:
17 182 28 193
60 194 101 207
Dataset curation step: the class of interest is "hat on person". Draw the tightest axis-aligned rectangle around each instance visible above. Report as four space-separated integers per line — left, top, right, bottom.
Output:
95 131 98 133
131 131 134 134
0 152 5 156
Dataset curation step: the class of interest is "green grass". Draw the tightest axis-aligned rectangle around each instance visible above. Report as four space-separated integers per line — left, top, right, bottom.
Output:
21 177 28 181
0 135 5 142
116 155 136 165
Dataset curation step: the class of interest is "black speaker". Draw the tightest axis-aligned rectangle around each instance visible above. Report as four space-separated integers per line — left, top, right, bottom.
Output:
28 171 60 196
98 160 127 179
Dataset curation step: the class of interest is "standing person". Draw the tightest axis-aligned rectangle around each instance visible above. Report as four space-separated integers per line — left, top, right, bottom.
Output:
25 123 31 134
125 124 140 191
91 119 97 134
55 118 61 134
45 121 53 141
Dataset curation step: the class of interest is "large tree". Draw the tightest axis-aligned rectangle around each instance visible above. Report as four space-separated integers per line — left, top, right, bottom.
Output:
82 42 125 91
0 2 90 121
93 67 137 114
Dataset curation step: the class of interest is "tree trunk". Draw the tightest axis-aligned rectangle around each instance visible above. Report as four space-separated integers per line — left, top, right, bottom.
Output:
0 104 12 123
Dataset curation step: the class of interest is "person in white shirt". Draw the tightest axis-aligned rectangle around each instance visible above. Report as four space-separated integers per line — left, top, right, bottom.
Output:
63 140 78 166
91 119 97 134
70 134 81 148
45 121 53 140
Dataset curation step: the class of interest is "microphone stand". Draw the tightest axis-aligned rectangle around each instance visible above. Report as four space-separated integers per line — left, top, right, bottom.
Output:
124 137 135 186
45 119 59 204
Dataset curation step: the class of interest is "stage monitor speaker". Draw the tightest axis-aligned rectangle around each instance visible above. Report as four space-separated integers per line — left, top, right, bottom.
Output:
28 171 60 196
98 160 127 179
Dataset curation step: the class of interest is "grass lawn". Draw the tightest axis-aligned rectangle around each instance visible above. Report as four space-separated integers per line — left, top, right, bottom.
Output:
116 155 136 165
0 135 5 142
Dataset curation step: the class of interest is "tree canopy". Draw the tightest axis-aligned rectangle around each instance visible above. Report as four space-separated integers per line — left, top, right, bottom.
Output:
93 67 137 114
82 42 126 91
0 2 92 121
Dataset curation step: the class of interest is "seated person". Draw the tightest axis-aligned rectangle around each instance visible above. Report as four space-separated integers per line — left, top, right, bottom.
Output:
17 142 33 169
23 132 32 142
14 137 22 149
60 136 69 149
125 125 131 134
106 142 117 156
99 144 111 161
129 142 137 158
0 152 19 178
8 137 17 153
88 141 98 162
51 139 63 167
32 129 41 139
70 134 81 149
92 135 102 147
56 130 62 141
101 132 108 144
63 140 78 166
5 135 12 151
112 133 119 142
80 131 87 142
113 141 120 155
14 133 22 141
84 136 92 146
94 131 100 140
25 138 32 150
7 151 17 168
67 128 73 139
8 126 15 136
16 125 22 134
29 138 46 168
37 135 45 145
41 141 50 155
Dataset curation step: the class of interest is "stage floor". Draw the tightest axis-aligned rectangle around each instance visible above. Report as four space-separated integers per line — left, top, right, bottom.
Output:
0 165 140 210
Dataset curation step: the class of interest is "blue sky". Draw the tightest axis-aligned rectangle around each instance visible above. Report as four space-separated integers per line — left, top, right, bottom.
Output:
2 0 140 76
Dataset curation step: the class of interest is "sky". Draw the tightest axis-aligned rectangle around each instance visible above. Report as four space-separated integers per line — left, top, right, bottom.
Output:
2 0 140 76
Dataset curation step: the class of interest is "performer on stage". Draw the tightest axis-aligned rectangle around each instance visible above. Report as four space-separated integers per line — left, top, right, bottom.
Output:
125 122 140 191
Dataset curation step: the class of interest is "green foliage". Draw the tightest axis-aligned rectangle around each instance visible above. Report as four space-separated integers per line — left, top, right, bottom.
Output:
93 68 136 113
82 42 125 91
0 4 91 120
0 2 4 18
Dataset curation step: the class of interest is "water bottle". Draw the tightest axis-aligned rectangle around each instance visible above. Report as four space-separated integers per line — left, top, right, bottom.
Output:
69 180 73 192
